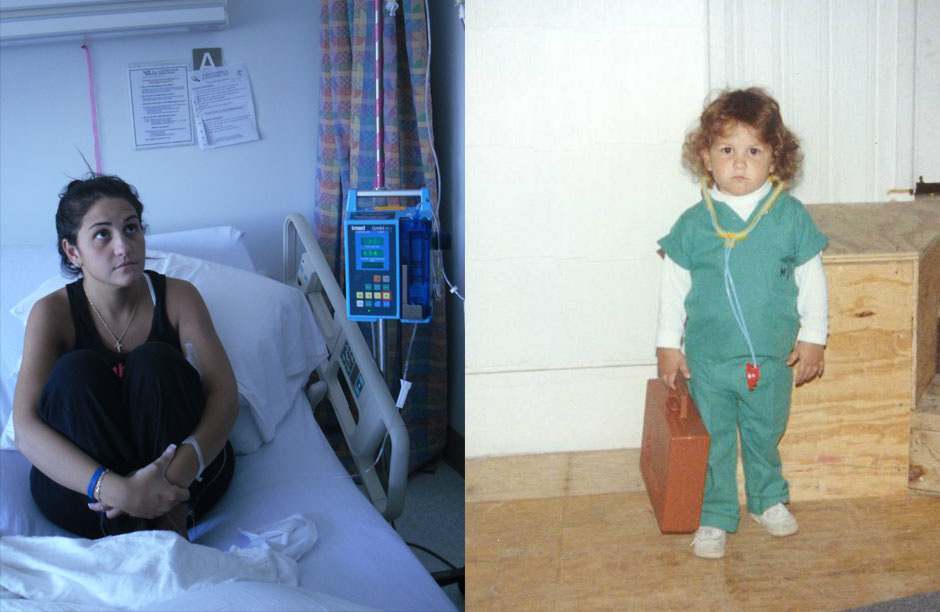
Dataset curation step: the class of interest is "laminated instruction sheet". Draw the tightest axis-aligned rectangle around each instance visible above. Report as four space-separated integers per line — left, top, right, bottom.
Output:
128 64 194 149
188 62 260 149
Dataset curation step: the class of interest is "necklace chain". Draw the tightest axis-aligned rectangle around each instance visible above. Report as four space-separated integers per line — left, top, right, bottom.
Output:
87 282 141 353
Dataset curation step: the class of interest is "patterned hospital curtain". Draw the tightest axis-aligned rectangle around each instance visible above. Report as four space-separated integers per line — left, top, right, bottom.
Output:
315 0 447 473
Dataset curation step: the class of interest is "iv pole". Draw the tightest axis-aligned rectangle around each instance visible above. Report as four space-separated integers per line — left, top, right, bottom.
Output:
366 1 465 595
373 0 390 386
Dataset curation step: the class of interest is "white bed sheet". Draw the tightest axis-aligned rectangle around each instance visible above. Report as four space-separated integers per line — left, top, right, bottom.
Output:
189 391 456 612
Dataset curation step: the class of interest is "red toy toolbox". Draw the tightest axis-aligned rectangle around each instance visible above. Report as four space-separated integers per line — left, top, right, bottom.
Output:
640 375 711 534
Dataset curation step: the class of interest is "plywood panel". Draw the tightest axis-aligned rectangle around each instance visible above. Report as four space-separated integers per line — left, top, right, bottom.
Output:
823 261 916 338
912 375 940 431
809 199 940 403
915 237 940 400
775 260 915 500
781 399 909 497
807 199 940 260
909 429 940 494
910 376 940 495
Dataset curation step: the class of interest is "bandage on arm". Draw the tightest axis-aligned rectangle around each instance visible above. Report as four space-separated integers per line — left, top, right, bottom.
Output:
795 253 828 345
656 255 690 349
181 435 205 482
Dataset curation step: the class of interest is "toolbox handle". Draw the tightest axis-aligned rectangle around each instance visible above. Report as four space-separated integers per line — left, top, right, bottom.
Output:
666 375 691 420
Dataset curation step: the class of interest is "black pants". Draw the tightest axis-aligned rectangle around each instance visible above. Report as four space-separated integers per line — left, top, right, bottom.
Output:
29 341 234 538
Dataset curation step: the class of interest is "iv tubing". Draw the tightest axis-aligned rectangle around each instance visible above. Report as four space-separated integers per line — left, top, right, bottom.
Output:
402 323 418 379
332 432 389 480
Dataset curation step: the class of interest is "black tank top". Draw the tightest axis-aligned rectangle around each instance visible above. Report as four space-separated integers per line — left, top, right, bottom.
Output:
66 270 181 366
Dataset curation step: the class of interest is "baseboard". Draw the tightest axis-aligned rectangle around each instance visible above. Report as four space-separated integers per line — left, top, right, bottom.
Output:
444 426 464 477
466 448 644 504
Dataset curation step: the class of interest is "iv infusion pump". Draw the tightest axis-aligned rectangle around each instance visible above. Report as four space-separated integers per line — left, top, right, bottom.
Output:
344 188 433 323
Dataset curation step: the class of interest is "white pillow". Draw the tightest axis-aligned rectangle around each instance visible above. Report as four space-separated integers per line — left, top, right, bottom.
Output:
0 245 61 444
147 225 256 273
5 250 327 452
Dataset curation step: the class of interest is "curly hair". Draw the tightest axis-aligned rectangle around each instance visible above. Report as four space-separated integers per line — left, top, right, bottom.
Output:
681 87 802 186
56 174 146 278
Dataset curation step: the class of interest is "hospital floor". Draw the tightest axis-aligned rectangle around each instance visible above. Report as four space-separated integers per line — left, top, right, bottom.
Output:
386 458 465 611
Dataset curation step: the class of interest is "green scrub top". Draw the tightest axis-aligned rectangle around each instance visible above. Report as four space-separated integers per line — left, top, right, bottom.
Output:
659 191 828 363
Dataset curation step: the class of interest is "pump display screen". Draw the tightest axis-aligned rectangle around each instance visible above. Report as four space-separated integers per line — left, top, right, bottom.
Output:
345 221 398 320
355 231 390 271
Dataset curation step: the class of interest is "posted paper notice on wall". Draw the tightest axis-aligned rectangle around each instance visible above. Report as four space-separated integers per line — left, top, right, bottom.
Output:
188 62 260 149
128 64 194 149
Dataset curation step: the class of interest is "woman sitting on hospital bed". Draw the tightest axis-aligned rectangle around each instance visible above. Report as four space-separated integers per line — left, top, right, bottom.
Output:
12 175 236 540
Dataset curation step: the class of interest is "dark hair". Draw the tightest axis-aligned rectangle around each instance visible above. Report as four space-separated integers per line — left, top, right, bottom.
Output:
682 87 803 186
56 175 146 277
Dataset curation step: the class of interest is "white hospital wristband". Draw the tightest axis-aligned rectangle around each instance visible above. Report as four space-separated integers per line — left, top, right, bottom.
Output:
182 435 205 482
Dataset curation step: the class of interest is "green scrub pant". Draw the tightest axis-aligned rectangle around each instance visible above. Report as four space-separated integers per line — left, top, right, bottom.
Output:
687 357 792 533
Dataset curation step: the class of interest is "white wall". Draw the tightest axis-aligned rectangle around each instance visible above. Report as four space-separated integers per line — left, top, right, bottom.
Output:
465 0 928 459
914 0 940 183
706 0 917 204
466 0 709 457
0 0 320 277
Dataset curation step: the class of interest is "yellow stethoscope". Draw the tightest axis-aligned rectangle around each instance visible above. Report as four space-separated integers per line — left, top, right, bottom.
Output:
700 176 786 247
700 176 786 390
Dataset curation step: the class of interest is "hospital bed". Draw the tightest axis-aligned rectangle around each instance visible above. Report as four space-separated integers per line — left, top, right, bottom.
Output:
0 223 455 611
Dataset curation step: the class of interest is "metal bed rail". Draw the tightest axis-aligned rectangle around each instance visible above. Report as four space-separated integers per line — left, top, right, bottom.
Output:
283 213 408 521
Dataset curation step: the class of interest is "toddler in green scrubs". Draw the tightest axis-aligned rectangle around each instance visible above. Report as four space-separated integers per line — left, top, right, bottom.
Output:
656 88 829 559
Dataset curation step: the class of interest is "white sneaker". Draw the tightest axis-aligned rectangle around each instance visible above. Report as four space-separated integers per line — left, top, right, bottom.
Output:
750 503 798 536
691 526 726 559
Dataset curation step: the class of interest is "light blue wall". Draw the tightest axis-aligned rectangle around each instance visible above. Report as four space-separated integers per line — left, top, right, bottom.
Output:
0 0 320 277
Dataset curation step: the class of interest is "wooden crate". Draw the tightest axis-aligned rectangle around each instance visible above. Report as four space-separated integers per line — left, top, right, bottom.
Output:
766 199 940 502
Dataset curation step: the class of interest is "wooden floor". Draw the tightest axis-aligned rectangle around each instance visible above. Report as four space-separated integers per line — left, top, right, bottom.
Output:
466 453 940 611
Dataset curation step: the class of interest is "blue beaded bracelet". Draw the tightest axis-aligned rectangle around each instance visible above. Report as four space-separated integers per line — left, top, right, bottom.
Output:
87 467 106 502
